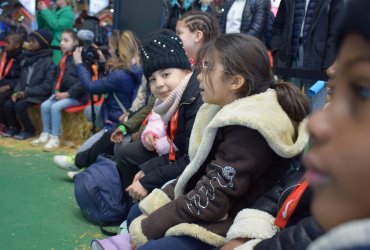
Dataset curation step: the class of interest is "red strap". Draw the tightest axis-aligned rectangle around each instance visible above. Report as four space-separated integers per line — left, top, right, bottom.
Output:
54 54 69 92
141 111 152 126
0 52 14 80
274 179 309 229
168 109 179 162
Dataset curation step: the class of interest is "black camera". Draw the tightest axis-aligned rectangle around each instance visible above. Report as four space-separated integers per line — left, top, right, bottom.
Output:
80 41 99 66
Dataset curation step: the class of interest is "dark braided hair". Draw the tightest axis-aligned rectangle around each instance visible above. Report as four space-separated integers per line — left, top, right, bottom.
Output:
179 11 220 44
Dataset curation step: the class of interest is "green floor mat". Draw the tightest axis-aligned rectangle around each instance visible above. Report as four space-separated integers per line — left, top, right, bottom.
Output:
0 145 104 249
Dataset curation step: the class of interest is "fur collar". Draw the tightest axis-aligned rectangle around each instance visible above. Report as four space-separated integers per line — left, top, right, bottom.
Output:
174 89 308 198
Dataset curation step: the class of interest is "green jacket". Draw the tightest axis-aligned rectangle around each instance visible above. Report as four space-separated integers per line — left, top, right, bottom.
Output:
123 96 155 133
37 5 75 64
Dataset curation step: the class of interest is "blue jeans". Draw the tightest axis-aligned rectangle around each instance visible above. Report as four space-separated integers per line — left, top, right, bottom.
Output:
41 95 83 136
127 203 214 250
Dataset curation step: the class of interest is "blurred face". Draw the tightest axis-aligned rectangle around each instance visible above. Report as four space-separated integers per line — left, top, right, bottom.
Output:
4 36 19 53
197 54 239 106
60 32 77 54
176 20 200 61
304 33 370 231
326 60 337 97
149 68 189 101
56 0 67 7
29 37 42 51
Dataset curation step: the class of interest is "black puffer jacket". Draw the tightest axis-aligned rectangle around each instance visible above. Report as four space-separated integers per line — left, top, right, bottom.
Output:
14 48 54 103
270 0 346 70
220 0 271 40
52 55 88 103
138 70 203 192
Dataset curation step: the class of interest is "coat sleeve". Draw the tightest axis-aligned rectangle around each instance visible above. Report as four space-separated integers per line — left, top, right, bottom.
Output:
252 217 324 250
38 8 74 32
123 96 155 133
141 112 167 150
139 127 276 240
270 0 286 55
66 63 86 99
246 0 270 39
322 0 346 69
75 64 129 95
24 61 54 97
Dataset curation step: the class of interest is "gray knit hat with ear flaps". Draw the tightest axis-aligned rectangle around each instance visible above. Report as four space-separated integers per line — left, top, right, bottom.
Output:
141 29 191 80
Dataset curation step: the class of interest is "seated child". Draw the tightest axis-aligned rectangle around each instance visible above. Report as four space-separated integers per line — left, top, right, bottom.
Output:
31 29 88 151
2 28 54 140
0 32 24 134
128 33 310 250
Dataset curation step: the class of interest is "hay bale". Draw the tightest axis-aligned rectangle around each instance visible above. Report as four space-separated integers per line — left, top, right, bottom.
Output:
27 106 92 148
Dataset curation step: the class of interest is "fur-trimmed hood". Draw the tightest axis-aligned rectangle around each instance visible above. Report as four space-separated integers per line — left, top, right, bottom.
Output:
174 89 308 198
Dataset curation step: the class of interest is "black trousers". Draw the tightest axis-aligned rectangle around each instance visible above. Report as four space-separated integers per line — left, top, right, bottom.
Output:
75 129 157 188
114 140 157 188
0 90 12 127
3 98 35 132
75 129 116 168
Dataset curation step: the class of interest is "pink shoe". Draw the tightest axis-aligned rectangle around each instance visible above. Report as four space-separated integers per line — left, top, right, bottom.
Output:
91 233 131 250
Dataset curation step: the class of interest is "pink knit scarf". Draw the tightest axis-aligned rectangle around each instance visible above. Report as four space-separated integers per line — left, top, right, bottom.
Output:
153 72 193 122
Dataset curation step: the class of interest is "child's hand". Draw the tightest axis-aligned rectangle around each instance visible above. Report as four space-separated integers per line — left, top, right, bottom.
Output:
110 127 125 143
73 47 83 64
55 92 69 100
126 180 148 201
37 1 47 11
130 237 137 250
92 44 105 63
0 85 10 94
133 170 145 182
11 93 17 103
17 91 25 99
144 134 156 151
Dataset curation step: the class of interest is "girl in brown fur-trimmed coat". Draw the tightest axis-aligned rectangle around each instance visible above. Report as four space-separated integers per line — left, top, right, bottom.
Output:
128 34 310 250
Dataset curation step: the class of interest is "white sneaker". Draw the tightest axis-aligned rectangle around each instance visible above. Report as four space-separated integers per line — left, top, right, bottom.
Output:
43 135 60 151
53 155 79 171
67 169 84 180
31 132 50 145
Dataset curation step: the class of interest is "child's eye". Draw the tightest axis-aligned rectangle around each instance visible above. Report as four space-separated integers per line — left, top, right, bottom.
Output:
351 83 370 101
149 78 155 84
162 72 169 78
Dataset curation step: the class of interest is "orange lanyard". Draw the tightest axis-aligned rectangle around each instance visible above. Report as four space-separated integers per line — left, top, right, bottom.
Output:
167 109 179 161
54 54 69 92
274 179 309 229
141 111 152 126
0 53 15 80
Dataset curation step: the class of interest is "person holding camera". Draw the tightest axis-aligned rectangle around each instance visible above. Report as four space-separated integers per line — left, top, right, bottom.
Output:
72 29 143 149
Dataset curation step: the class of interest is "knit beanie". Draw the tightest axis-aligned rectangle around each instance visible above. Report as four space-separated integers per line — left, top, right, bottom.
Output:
336 0 370 51
141 29 191 80
29 29 52 49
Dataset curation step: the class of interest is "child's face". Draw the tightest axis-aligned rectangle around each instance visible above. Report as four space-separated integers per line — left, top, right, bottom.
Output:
28 37 42 51
304 33 370 231
4 36 19 53
197 55 237 106
176 20 199 61
148 68 189 101
326 60 337 97
60 32 77 54
56 0 67 7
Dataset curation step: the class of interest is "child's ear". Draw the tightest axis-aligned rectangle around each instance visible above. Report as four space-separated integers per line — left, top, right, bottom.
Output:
230 74 245 91
14 42 21 49
195 30 204 43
